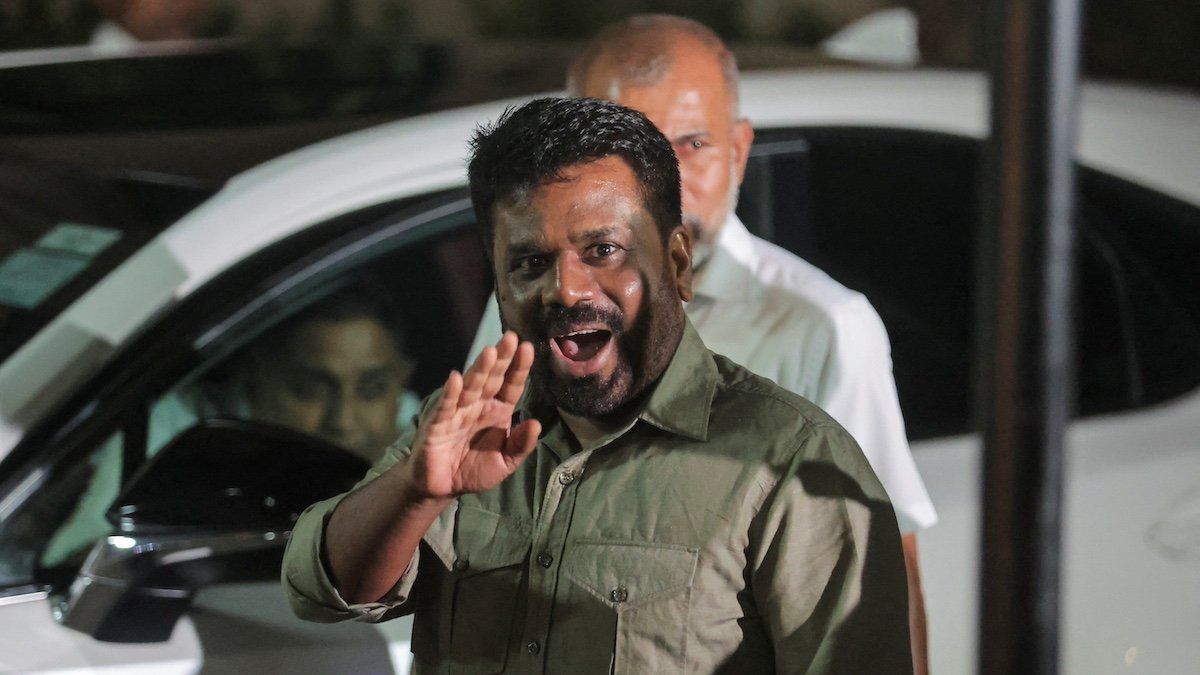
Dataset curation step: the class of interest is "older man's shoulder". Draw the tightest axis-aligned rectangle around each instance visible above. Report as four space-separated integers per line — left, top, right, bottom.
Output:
709 351 843 441
706 351 888 502
746 233 865 313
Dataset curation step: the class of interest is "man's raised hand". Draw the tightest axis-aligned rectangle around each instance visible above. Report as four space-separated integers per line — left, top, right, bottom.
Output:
408 331 541 498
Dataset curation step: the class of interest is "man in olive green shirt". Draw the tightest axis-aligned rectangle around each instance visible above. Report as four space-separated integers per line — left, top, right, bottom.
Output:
283 97 910 673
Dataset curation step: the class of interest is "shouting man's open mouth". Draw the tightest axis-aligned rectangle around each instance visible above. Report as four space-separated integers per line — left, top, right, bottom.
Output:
548 326 615 378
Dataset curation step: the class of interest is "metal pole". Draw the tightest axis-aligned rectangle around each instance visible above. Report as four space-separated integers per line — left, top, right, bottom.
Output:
976 0 1082 672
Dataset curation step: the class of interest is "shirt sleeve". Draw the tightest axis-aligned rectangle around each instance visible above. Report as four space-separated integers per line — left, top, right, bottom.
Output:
750 423 912 674
282 400 455 623
282 489 422 623
810 294 937 533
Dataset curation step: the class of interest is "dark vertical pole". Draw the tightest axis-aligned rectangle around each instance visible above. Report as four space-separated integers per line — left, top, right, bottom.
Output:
976 0 1082 672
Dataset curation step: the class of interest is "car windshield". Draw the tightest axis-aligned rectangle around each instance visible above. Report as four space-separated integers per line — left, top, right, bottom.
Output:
0 153 213 361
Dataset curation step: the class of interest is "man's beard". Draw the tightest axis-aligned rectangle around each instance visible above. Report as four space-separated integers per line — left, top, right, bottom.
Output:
528 283 683 418
684 174 740 272
683 214 714 271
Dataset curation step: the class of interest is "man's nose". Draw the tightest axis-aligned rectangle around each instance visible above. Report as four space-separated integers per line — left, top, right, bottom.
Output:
322 393 355 438
542 254 596 307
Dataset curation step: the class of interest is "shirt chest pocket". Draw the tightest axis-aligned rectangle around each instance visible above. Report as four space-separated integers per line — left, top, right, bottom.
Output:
561 540 699 674
446 505 531 675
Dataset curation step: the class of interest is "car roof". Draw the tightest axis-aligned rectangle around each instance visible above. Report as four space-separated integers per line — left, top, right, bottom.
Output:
164 68 1199 297
1 67 1197 455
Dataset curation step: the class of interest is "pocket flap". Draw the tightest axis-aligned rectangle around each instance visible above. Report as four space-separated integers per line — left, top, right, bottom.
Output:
453 504 532 575
564 540 698 606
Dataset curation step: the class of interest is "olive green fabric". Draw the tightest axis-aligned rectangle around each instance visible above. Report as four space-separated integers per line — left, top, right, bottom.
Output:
284 321 911 673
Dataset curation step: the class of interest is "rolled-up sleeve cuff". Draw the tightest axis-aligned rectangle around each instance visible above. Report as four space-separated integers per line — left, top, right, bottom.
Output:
283 492 420 623
896 499 939 534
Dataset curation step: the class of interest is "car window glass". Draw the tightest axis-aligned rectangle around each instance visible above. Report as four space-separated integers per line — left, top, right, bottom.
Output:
0 154 203 362
739 126 1200 440
0 199 492 591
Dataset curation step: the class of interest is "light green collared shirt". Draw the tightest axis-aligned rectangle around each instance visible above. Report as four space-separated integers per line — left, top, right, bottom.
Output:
284 321 911 673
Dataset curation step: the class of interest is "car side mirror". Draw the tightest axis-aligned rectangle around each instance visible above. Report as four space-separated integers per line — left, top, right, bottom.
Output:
54 418 370 643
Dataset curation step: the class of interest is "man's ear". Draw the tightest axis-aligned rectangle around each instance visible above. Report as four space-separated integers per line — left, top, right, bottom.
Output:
732 117 754 184
668 225 694 302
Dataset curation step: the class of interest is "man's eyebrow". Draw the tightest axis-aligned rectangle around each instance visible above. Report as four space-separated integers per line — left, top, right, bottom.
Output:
568 226 624 243
671 131 711 144
505 241 545 258
358 365 396 379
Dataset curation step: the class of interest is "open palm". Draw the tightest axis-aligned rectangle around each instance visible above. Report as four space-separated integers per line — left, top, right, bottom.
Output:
409 332 541 498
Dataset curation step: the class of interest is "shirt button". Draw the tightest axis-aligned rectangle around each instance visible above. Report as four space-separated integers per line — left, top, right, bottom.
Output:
453 558 469 572
610 587 628 603
537 552 554 568
526 641 540 655
558 472 575 486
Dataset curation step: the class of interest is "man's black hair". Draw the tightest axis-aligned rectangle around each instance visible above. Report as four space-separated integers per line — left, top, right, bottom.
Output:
467 96 681 261
251 282 407 359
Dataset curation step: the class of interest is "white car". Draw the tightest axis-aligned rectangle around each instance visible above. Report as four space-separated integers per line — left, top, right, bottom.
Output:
0 69 1196 673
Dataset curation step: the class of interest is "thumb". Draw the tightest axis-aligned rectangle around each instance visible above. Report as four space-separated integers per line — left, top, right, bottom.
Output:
503 419 541 463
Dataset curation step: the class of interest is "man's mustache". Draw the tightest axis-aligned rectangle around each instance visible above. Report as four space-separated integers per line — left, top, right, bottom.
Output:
533 304 624 340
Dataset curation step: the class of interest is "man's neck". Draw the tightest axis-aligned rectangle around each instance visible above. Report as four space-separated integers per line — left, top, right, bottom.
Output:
691 212 737 278
557 406 638 452
691 239 715 275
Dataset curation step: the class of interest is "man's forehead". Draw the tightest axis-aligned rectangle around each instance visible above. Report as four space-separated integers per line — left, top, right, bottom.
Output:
281 317 394 353
494 158 648 238
582 38 732 117
495 198 646 251
542 165 638 209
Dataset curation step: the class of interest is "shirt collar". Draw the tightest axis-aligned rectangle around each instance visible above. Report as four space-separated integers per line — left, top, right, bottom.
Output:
517 318 718 449
636 318 717 442
691 213 757 303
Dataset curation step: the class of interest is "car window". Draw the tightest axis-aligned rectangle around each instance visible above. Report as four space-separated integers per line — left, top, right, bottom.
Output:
738 126 1200 440
0 193 491 592
0 153 215 361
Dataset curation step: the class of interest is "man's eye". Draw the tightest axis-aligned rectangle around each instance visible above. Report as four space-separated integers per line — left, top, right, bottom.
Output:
586 243 625 263
514 255 549 272
690 139 705 150
357 376 391 400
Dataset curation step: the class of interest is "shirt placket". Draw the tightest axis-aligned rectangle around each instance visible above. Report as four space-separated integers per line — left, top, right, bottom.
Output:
516 446 593 673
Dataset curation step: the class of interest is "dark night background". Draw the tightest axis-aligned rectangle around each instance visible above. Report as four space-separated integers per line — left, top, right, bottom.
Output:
1 0 1196 183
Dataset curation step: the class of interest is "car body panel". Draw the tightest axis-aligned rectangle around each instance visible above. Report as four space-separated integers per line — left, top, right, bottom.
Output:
0 593 201 673
917 388 1200 673
0 582 417 675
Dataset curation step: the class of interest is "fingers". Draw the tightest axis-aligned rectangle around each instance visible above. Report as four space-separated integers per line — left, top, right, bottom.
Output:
497 339 535 405
481 332 519 400
441 333 528 420
457 343 497 409
504 419 542 461
431 370 463 425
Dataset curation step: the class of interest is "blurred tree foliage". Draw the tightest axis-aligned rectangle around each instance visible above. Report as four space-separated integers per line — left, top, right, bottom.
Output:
463 0 741 39
0 0 858 48
0 0 416 47
1 0 1195 91
0 0 101 48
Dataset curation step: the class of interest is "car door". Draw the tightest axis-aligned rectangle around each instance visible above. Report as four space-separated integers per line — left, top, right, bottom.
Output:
0 189 491 673
739 125 1200 673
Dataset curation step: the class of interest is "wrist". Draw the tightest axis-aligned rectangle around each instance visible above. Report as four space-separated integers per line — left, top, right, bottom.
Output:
391 461 455 509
